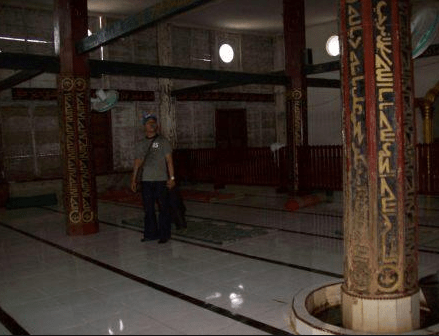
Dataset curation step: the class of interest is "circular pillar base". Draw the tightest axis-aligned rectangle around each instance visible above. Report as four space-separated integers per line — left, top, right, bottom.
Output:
342 287 419 333
290 281 439 335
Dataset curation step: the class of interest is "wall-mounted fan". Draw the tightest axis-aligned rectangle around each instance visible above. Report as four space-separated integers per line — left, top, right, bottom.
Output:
411 1 439 58
91 89 119 112
270 142 286 167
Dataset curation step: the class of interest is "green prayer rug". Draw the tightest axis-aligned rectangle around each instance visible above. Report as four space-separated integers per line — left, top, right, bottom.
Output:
121 218 271 245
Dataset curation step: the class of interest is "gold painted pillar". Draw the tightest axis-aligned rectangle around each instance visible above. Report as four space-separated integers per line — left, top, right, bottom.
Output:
340 0 419 332
54 0 99 235
422 100 436 145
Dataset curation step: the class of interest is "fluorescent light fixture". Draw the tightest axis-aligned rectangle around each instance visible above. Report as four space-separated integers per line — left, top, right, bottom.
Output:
0 36 25 42
26 39 49 44
0 35 51 44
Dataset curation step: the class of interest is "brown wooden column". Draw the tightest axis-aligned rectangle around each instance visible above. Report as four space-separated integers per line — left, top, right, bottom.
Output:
282 0 307 192
54 0 99 235
340 0 419 332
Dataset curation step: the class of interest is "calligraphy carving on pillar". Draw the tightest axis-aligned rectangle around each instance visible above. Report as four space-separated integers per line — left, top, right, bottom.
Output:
373 0 401 292
342 0 418 298
286 88 304 191
343 0 372 294
373 0 417 295
59 75 98 235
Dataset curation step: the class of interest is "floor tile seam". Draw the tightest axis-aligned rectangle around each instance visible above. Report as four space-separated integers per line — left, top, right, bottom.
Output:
97 196 343 219
95 194 341 218
183 213 344 239
38 206 347 276
0 305 29 335
12 207 439 259
172 216 439 256
183 186 439 202
112 312 184 335
183 211 439 240
0 220 293 336
0 215 344 292
40 206 439 272
44 205 343 263
188 198 439 216
184 198 344 217
135 303 239 333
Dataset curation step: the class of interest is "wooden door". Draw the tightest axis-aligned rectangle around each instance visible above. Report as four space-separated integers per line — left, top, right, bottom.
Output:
215 109 247 150
90 112 113 174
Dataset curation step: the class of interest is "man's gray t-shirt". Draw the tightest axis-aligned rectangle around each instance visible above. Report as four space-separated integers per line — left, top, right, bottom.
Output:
135 135 172 181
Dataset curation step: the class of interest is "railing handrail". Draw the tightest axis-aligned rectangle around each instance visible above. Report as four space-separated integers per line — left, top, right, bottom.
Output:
174 143 439 194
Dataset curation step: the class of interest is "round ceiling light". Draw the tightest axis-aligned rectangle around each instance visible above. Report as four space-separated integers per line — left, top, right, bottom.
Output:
219 43 234 63
326 35 340 57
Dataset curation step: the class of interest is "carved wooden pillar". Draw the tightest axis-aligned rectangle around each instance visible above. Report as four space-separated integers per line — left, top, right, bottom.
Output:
340 0 419 332
157 23 177 147
282 0 307 192
54 0 99 235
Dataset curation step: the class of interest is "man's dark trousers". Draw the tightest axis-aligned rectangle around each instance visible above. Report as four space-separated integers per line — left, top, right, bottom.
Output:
141 181 171 240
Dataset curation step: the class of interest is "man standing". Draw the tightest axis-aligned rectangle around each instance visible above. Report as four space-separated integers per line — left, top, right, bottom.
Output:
131 112 176 243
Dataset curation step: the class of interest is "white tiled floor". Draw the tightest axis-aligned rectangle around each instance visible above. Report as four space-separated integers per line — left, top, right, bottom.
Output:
0 184 439 335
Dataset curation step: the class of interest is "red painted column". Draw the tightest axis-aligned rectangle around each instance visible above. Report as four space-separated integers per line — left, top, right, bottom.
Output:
282 0 307 192
340 0 419 332
54 0 99 235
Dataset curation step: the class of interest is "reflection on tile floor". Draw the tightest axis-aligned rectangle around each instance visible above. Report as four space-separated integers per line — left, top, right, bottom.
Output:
0 184 439 335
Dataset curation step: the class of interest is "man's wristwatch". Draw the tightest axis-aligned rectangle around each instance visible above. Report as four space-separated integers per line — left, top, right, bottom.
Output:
170 176 175 180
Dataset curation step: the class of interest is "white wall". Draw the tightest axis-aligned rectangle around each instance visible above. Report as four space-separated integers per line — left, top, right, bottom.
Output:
304 20 439 145
306 21 342 145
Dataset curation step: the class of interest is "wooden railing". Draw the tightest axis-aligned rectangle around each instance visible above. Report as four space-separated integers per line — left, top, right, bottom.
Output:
174 147 287 186
174 143 439 194
417 143 439 195
297 145 343 191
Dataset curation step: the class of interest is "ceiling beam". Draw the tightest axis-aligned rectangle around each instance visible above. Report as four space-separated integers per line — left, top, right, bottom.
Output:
0 52 288 85
91 58 288 84
171 81 247 96
304 61 340 74
0 69 44 91
0 53 59 72
171 70 285 96
76 0 218 54
170 66 343 95
172 76 340 96
307 77 340 88
1 46 437 89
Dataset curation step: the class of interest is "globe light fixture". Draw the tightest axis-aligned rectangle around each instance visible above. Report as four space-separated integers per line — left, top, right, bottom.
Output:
326 35 340 57
219 43 234 63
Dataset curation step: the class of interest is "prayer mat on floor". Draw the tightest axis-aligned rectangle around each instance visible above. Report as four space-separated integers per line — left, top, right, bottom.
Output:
121 217 271 245
6 193 58 209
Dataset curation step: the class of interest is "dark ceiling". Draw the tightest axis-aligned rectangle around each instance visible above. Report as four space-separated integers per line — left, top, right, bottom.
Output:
0 0 339 33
